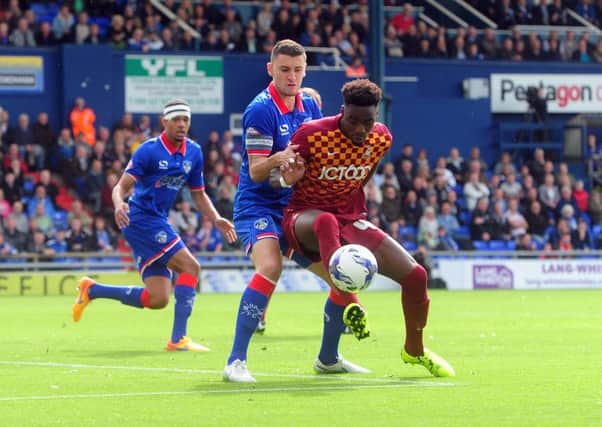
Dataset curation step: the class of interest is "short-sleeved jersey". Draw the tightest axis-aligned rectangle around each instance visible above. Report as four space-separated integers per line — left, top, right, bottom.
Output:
233 82 322 220
286 114 392 220
125 132 204 219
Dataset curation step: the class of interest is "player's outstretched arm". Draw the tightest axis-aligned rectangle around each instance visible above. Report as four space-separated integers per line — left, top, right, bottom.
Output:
112 173 135 229
248 144 299 182
190 189 237 244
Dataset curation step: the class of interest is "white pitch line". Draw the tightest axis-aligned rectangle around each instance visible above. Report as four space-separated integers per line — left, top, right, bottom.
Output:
0 360 455 386
0 382 455 402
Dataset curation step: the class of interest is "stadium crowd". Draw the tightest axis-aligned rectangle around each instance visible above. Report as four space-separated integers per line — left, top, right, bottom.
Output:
2 0 602 67
2 94 602 259
3 0 602 260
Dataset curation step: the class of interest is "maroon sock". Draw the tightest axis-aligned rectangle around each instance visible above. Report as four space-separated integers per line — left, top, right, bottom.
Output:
399 264 430 356
313 212 342 272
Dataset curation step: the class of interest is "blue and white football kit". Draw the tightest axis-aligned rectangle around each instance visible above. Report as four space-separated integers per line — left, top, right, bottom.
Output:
233 82 322 263
123 132 205 279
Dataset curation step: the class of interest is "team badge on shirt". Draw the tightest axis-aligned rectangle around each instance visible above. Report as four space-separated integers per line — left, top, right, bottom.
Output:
254 218 268 230
183 160 192 174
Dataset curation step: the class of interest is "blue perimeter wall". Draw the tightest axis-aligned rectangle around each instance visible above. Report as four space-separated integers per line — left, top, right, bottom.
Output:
1 46 599 165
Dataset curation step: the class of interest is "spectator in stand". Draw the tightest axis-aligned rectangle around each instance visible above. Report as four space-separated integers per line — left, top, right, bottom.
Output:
573 38 592 63
505 198 528 238
3 216 27 252
181 225 202 252
32 112 55 167
572 217 593 249
36 21 58 46
525 200 549 245
170 200 199 234
381 184 402 224
0 231 17 256
196 216 223 252
470 197 492 240
516 233 537 251
402 189 422 227
215 185 234 221
573 179 589 212
437 201 460 237
84 23 103 45
418 206 439 249
548 0 566 26
46 228 68 256
532 0 550 25
10 17 36 47
52 5 75 43
109 14 127 49
27 230 54 259
8 200 28 234
67 217 93 252
464 172 490 211
91 215 117 252
128 27 148 51
100 172 118 220
501 172 523 200
27 185 56 218
37 169 58 204
86 159 105 213
0 22 10 46
67 199 93 231
0 188 11 221
70 97 96 147
588 190 602 224
31 203 54 237
446 147 466 184
576 0 598 24
561 30 578 61
490 200 511 241
556 185 580 220
391 3 415 36
75 11 90 44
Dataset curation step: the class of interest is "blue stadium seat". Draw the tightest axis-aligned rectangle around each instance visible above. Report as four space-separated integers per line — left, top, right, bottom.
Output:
592 225 602 238
459 210 471 225
402 241 417 252
489 240 506 250
472 241 489 251
53 210 69 230
580 212 591 225
399 226 417 242
506 240 517 250
453 225 470 239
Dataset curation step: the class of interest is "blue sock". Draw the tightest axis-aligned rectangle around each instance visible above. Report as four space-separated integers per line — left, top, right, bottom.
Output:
227 288 268 364
171 285 195 343
318 298 346 365
88 283 145 308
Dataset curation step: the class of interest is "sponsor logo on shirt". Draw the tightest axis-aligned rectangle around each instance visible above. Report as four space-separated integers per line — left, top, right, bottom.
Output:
318 165 372 181
279 123 289 135
158 160 168 170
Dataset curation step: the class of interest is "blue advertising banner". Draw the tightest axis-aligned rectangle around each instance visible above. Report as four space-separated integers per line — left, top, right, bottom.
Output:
0 55 44 93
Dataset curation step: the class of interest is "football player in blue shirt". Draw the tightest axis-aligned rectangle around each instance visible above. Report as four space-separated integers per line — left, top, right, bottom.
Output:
224 40 370 383
72 99 237 351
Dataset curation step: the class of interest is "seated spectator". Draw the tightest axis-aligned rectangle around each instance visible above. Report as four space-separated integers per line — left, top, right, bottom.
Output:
31 203 54 237
490 200 512 241
402 189 422 227
433 156 456 188
494 152 517 176
500 172 522 200
446 147 466 183
67 217 93 252
0 22 10 46
214 185 234 220
91 216 116 252
46 228 68 256
52 5 75 43
36 21 58 46
418 206 439 249
381 184 402 224
588 190 602 224
525 200 549 244
182 225 202 252
434 225 459 251
470 197 492 240
391 2 415 35
84 23 104 45
572 217 593 250
85 159 105 213
556 185 580 220
559 204 578 231
345 56 368 78
10 17 36 47
548 0 565 26
3 216 27 252
464 172 490 211
573 179 589 212
197 216 223 252
437 201 460 237
516 233 537 251
539 173 560 213
27 185 56 218
0 231 17 256
27 230 53 259
67 199 93 231
505 198 528 238
170 200 199 234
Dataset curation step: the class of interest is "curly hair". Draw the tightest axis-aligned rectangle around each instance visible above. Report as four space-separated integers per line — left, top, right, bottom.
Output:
341 79 382 107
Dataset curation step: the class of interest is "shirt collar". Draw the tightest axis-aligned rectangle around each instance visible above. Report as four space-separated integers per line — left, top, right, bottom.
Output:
268 82 304 115
160 132 186 155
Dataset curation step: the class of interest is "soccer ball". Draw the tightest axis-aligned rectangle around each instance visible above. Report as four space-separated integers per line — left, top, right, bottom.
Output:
328 244 378 293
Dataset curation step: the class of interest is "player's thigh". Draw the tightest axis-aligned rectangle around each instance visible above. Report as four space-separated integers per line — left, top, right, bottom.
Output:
293 209 325 252
373 235 418 283
167 247 200 275
250 237 283 282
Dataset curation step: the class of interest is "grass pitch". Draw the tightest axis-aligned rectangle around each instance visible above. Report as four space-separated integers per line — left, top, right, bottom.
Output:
1 289 601 426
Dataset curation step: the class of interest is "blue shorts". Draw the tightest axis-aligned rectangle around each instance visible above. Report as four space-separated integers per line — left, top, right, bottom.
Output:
235 213 312 268
122 216 186 279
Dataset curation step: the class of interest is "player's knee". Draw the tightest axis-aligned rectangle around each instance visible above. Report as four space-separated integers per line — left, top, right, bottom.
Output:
256 257 282 283
408 264 428 287
183 258 201 278
148 291 170 309
313 212 338 235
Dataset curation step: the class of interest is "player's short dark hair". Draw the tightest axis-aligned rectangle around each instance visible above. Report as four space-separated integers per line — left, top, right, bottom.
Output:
271 39 306 62
164 98 190 109
341 79 382 107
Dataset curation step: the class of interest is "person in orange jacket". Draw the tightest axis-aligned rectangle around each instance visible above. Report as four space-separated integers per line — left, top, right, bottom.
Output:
70 97 96 147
